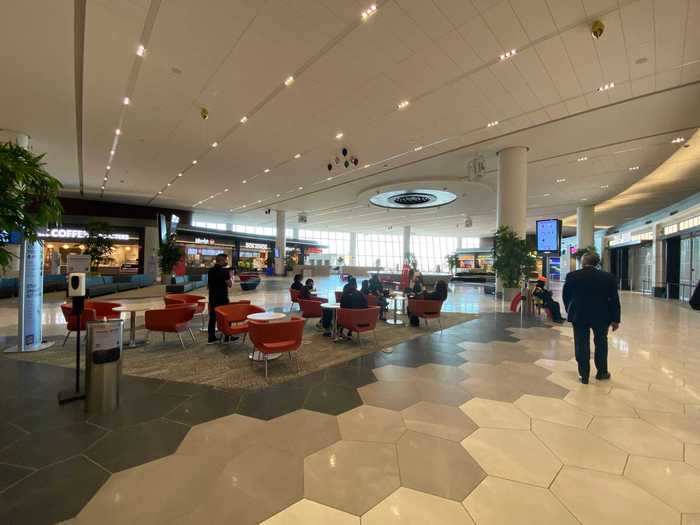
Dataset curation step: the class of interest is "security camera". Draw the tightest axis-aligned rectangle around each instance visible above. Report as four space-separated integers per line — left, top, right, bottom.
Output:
327 163 333 171
591 20 604 39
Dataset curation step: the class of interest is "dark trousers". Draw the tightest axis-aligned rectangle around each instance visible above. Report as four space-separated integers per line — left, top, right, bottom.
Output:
544 299 563 321
208 297 229 340
572 322 609 379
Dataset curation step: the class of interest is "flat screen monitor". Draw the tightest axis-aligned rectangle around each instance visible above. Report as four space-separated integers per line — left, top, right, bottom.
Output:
157 214 167 244
536 219 561 253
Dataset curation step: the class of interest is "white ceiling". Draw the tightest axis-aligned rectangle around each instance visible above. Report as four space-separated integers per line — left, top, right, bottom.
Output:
2 0 700 236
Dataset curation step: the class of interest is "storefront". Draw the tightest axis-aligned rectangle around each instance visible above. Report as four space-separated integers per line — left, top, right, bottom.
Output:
37 226 143 275
606 230 654 292
661 215 700 301
238 241 272 271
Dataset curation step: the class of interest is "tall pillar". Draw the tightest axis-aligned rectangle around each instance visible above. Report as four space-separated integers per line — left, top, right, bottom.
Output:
275 210 286 275
576 205 594 250
349 232 357 265
652 224 666 296
496 146 528 237
403 225 411 261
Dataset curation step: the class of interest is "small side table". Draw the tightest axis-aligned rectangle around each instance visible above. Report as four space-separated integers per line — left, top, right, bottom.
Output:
246 312 287 361
386 294 405 326
321 303 341 339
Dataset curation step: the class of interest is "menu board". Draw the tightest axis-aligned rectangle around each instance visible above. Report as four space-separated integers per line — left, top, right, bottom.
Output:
536 219 561 253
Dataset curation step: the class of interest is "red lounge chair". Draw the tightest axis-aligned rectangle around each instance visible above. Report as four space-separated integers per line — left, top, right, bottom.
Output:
289 288 301 311
165 293 206 329
334 291 343 303
215 303 265 344
407 299 444 331
337 306 380 345
298 297 328 319
248 317 305 378
144 304 197 349
84 300 122 320
365 294 379 307
60 304 97 346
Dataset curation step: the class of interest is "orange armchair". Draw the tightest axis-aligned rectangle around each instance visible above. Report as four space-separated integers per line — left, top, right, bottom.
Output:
60 304 97 346
298 297 328 319
165 293 206 329
84 300 122 320
144 304 197 348
248 317 305 378
337 306 380 345
214 303 265 344
289 288 301 311
334 291 343 303
365 294 379 307
407 299 444 330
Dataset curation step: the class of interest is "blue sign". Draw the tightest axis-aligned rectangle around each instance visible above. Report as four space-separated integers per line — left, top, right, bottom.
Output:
536 219 561 253
20 241 44 350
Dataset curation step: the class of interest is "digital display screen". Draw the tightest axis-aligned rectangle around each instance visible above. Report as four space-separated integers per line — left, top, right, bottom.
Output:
536 219 561 253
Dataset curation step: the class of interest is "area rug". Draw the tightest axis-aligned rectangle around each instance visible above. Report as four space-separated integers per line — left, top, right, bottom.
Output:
8 312 477 391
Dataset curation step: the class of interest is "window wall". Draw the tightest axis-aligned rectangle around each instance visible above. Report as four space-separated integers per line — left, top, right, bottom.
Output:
298 230 351 261
462 237 480 249
356 233 403 270
411 235 459 272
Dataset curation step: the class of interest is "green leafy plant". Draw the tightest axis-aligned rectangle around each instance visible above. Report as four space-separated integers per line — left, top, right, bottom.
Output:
285 248 299 271
404 252 418 271
336 256 345 266
492 225 535 288
0 142 63 269
158 234 182 275
84 221 114 272
445 253 460 274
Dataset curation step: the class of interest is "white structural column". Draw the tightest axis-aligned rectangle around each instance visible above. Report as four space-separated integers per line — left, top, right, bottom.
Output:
496 147 528 237
576 205 595 250
275 210 286 275
652 223 665 295
403 225 411 261
349 232 357 265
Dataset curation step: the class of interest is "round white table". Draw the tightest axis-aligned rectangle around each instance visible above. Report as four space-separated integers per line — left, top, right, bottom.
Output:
113 302 162 347
386 294 405 325
321 303 341 339
246 312 287 361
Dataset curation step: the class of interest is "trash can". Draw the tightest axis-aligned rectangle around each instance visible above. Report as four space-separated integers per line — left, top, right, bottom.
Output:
85 320 123 414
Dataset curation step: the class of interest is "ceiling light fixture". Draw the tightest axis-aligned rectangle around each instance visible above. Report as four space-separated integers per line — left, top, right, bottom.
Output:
600 184 609 189
629 166 640 171
115 128 121 135
240 116 248 124
327 177 333 181
224 188 229 192
499 49 516 61
335 132 344 140
414 146 423 152
397 100 410 110
671 137 685 144
361 4 377 20
106 165 111 170
294 153 302 159
167 183 171 186
597 82 615 92
101 186 105 190
276 193 281 197
157 191 162 195
110 149 115 155
363 164 370 168
581 197 589 201
486 120 499 128
298 186 303 190
543 193 551 197
284 76 294 86
577 156 588 162
242 204 247 208
123 96 130 105
136 44 145 57
177 172 183 177
192 160 198 165
242 180 247 184
103 177 108 181
264 168 270 173
556 178 566 183
257 199 262 203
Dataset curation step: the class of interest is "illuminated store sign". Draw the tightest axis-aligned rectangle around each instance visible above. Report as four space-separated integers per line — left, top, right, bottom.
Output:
243 242 268 250
38 228 131 241
194 238 215 245
608 231 653 247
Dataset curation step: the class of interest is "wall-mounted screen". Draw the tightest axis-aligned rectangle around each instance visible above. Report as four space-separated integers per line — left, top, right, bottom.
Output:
536 219 561 253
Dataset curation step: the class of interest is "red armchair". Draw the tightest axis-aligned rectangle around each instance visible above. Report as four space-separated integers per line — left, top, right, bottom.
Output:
144 304 197 349
214 303 265 344
337 306 380 345
248 317 305 378
407 299 444 330
165 293 206 329
289 288 301 311
60 304 97 346
84 300 122 320
365 294 379 307
298 297 328 319
334 291 343 303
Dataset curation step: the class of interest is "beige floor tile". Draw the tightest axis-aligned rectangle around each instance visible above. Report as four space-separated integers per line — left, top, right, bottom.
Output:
460 376 524 402
686 443 700 469
619 366 683 387
304 440 400 515
534 358 578 373
459 398 530 429
463 476 578 525
401 401 477 441
552 467 679 525
564 390 637 417
514 394 592 428
546 371 612 393
174 446 304 525
414 379 472 406
176 413 266 458
650 383 700 405
358 381 422 411
412 364 466 384
261 499 359 525
461 428 561 487
78 455 225 525
337 405 406 443
637 410 700 444
373 365 421 382
532 420 628 474
362 487 475 525
257 409 341 457
397 431 485 501
589 417 684 460
610 388 684 414
686 405 700 418
625 456 700 513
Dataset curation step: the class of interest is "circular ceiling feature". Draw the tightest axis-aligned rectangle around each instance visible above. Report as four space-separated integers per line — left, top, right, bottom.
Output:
369 189 457 209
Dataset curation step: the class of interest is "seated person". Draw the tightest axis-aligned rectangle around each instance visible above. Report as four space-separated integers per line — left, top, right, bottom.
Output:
360 280 370 295
342 274 354 293
533 278 564 323
299 278 316 300
367 274 388 320
410 271 425 296
409 279 448 326
322 277 367 338
290 274 304 291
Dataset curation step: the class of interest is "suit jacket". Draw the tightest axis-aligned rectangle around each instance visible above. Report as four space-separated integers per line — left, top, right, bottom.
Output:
563 267 621 325
340 289 368 309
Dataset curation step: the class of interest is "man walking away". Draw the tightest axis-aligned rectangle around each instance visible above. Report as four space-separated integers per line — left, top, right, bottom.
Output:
207 253 233 344
563 252 620 384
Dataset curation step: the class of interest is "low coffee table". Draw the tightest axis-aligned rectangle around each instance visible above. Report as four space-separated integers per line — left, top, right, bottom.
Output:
246 312 286 361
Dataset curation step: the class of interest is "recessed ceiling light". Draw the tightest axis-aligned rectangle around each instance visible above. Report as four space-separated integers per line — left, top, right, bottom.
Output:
101 186 105 190
414 146 423 151
600 184 609 189
224 188 229 192
209 195 214 198
294 153 302 159
671 137 685 144
327 176 333 181
242 204 247 208
211 141 218 148
335 132 344 140
581 197 589 201
177 172 183 177
284 76 294 86
123 96 130 105
103 176 108 181
106 165 111 170
110 149 115 155
629 166 640 171
298 186 303 190
264 168 270 173
597 82 615 92
543 193 551 197
157 191 162 194
257 199 262 203
240 116 248 124
363 164 370 168
487 120 499 128
242 180 247 184
361 4 377 20
136 44 145 57
192 160 198 165
115 128 121 135
167 183 171 187
577 156 588 162
229 208 233 212
556 178 566 183
276 193 281 197
397 100 410 110
498 49 516 61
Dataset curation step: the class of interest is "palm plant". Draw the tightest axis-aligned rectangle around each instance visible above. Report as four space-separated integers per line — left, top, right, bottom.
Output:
492 225 535 289
84 221 114 272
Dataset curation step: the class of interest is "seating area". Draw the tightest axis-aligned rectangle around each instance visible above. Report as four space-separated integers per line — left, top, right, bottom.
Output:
164 274 208 294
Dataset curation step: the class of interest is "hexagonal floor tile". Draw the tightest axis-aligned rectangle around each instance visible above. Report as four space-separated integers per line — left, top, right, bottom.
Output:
564 390 637 417
460 376 524 402
78 454 224 524
358 381 421 411
303 383 363 416
258 409 340 458
414 379 472 406
532 420 628 474
304 440 400 515
337 405 406 443
176 413 266 458
461 428 561 487
637 410 700 445
546 371 611 393
401 402 477 441
412 364 466 384
588 417 684 460
464 476 578 525
459 398 530 429
261 499 359 524
397 431 485 501
363 487 475 524
610 388 684 414
373 365 421 382
551 467 679 524
625 456 700 513
514 394 592 428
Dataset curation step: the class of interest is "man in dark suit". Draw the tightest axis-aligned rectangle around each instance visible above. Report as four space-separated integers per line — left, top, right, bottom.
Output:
563 252 621 384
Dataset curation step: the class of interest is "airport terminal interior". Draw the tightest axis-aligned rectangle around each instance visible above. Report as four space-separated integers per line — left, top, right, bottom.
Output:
1 1 700 524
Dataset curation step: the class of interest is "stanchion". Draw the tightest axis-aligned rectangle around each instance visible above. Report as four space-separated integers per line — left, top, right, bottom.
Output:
58 276 87 404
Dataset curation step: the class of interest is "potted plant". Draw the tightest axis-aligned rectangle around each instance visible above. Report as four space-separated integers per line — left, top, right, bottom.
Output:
445 253 460 275
0 141 63 269
492 225 535 301
83 221 114 273
158 234 182 284
404 253 418 271
336 256 345 267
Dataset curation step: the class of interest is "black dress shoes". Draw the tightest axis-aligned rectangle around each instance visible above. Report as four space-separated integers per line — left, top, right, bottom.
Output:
596 371 611 380
579 377 589 384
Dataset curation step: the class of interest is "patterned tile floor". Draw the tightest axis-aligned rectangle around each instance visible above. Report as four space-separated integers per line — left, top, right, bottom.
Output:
0 279 699 524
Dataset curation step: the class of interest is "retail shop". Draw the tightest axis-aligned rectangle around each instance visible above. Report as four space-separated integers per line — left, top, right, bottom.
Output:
660 214 700 301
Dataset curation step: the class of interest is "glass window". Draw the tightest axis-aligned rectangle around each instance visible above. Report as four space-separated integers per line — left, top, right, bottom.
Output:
356 233 403 269
410 235 458 272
